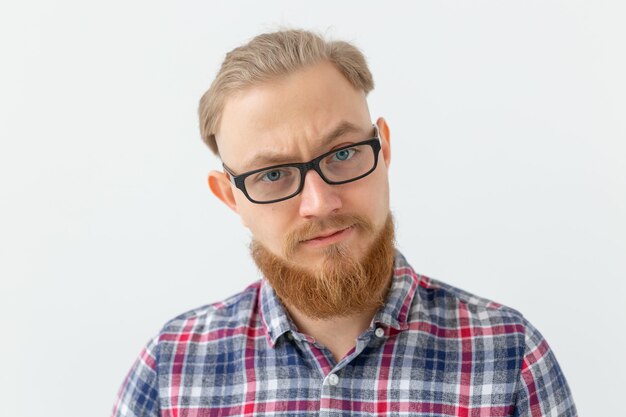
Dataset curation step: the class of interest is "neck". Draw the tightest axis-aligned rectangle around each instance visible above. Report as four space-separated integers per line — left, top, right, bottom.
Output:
286 304 379 363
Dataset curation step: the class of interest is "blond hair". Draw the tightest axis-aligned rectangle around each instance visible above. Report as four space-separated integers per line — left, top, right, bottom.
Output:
198 29 375 155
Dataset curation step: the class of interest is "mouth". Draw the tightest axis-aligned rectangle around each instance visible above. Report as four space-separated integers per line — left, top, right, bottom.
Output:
301 225 354 247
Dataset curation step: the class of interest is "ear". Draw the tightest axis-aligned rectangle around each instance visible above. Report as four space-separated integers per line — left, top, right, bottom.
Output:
376 117 391 167
208 170 239 213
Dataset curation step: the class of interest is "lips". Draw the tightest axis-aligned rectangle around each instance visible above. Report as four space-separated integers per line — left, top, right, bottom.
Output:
303 226 352 242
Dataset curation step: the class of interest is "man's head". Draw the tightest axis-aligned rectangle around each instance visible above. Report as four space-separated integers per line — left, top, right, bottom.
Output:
199 30 395 318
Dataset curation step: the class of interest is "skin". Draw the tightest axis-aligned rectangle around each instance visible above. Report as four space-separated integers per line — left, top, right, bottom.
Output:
207 61 392 361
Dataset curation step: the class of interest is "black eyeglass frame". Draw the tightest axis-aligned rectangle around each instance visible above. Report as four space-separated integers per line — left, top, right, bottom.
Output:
222 125 382 204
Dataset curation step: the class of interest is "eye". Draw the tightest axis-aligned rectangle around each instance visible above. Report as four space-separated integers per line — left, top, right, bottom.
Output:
261 170 283 182
332 148 356 162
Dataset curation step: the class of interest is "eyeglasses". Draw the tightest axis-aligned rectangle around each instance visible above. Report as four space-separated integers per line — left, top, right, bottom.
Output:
223 125 382 204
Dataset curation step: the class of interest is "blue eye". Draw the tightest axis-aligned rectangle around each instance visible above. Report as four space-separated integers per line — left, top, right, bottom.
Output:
262 170 282 182
333 149 355 161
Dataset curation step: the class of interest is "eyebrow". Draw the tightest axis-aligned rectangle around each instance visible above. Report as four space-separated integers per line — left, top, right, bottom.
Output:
240 121 365 171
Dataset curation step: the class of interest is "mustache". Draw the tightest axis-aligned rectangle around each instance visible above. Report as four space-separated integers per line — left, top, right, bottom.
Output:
284 214 374 257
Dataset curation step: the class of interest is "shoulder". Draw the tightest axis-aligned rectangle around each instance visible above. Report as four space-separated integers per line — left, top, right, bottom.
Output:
156 280 262 342
418 275 525 325
397 256 529 339
403 268 540 365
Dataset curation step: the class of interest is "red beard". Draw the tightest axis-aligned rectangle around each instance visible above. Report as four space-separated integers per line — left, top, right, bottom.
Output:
251 213 396 319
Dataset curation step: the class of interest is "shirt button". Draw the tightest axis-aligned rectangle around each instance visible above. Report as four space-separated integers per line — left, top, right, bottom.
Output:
328 374 339 386
375 327 385 338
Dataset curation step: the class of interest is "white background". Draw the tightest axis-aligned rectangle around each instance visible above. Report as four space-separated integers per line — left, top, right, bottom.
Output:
1 1 624 416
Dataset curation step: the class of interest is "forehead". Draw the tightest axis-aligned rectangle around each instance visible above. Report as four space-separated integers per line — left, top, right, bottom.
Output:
217 61 372 171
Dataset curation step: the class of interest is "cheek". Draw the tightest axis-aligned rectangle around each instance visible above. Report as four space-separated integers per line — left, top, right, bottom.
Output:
349 171 390 223
372 165 390 202
238 202 291 253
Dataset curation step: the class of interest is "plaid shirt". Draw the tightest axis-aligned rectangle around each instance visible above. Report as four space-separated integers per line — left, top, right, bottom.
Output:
112 252 576 416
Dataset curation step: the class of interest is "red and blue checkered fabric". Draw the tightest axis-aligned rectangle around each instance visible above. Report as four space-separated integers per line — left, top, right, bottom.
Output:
112 252 576 416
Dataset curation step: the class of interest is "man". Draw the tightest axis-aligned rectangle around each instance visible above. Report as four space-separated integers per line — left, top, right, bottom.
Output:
112 30 577 416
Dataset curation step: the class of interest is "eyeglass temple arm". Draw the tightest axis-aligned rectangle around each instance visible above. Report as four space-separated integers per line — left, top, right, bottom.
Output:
222 164 237 185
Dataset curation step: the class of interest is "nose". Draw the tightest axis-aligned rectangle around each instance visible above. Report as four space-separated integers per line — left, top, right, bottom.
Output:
298 169 342 218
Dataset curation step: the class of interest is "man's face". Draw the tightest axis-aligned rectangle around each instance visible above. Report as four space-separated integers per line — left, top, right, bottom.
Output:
210 61 391 273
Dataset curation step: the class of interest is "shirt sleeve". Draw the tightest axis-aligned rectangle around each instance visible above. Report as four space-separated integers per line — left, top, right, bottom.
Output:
514 319 577 417
111 337 160 417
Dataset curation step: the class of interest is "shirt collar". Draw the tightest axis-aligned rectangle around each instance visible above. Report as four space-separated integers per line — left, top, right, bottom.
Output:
258 278 294 347
372 250 419 331
258 250 420 347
